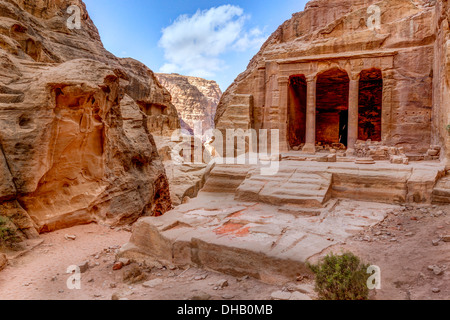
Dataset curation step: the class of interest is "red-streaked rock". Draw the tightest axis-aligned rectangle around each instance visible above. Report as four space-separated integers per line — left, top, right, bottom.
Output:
112 262 124 271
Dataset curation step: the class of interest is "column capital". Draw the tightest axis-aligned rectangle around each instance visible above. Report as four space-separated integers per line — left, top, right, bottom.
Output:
349 72 360 82
277 76 289 85
305 74 317 83
257 62 266 70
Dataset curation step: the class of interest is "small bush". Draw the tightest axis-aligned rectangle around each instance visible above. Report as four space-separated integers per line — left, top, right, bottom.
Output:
0 216 20 248
308 251 371 300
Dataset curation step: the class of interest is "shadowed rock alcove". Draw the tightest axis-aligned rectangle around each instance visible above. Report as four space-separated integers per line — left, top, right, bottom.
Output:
358 68 383 142
316 68 350 147
288 75 307 149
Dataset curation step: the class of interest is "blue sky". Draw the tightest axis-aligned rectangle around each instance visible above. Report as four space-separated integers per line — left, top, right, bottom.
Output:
83 0 308 91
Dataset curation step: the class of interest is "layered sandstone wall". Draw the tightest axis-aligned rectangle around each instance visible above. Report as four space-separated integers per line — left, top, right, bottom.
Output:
0 0 179 239
156 73 222 134
432 0 450 167
216 0 440 155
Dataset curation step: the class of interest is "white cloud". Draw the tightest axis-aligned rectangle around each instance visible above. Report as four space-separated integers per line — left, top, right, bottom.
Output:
159 63 178 74
233 27 267 52
158 5 267 78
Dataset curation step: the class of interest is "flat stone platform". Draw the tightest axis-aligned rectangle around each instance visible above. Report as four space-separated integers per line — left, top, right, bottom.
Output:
119 160 446 284
120 192 396 284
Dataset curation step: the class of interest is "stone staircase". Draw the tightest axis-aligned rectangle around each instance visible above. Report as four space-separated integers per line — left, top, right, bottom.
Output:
201 164 254 193
215 94 253 130
202 164 333 211
202 161 444 209
432 175 450 203
236 166 333 210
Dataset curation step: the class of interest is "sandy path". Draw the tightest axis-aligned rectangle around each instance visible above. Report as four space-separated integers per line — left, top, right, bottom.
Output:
0 223 130 300
0 223 286 300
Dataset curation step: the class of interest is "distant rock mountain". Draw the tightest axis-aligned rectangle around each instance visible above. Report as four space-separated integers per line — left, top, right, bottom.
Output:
157 73 222 134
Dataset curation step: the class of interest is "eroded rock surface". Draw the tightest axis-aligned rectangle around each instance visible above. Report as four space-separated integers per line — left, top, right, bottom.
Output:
0 0 179 237
152 135 215 206
156 73 222 133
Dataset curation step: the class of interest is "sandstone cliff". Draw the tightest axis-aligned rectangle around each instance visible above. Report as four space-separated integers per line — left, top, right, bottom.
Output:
432 0 450 165
156 73 222 134
216 0 445 156
0 0 179 239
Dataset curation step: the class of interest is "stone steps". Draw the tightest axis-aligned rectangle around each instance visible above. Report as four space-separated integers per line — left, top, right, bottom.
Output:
202 164 333 208
279 204 324 216
432 175 450 203
201 164 254 193
279 199 338 217
236 169 332 208
218 105 251 129
216 94 252 131
230 94 252 106
221 112 251 122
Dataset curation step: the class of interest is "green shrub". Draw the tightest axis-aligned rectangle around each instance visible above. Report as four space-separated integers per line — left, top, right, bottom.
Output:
0 216 20 248
308 252 371 300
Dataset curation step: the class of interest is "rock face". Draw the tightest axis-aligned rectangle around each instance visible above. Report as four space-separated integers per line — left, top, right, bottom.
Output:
433 0 450 165
156 73 222 134
215 0 450 163
153 74 221 206
0 0 179 237
152 135 215 206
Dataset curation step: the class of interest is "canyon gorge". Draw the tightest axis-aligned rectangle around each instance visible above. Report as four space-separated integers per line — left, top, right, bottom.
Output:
0 0 449 301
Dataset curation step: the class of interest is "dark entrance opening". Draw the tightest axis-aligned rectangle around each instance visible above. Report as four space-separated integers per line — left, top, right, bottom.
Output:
288 75 307 149
339 110 348 146
358 68 383 141
316 68 350 147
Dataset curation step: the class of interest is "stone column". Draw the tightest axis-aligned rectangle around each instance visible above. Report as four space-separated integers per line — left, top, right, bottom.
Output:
302 75 317 153
347 75 360 155
256 63 266 131
278 76 290 153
